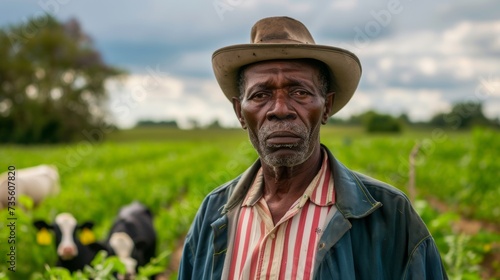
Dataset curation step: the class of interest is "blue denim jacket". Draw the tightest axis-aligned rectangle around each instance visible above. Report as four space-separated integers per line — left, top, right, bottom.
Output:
178 146 447 279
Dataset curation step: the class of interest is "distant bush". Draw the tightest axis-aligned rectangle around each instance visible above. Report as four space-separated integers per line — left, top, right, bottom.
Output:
135 120 179 128
364 111 402 133
429 102 496 129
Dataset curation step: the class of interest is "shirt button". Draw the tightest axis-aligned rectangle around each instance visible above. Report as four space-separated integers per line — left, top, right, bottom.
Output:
318 243 325 249
270 233 276 239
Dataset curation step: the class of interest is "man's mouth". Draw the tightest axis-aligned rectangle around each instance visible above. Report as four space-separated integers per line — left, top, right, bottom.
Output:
265 131 302 146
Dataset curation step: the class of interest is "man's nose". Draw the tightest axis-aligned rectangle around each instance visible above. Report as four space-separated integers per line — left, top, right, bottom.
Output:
266 92 297 121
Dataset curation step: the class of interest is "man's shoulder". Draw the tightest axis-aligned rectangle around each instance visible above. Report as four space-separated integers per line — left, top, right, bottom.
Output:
353 171 408 200
199 175 242 206
352 171 411 205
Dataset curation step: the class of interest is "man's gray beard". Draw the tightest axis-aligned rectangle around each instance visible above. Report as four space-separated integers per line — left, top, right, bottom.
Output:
248 122 313 168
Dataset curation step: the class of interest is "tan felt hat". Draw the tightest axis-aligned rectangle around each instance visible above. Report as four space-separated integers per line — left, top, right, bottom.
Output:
212 16 362 115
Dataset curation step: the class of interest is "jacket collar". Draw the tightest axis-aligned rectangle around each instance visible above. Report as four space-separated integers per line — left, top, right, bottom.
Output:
222 144 381 218
222 159 262 214
324 145 382 218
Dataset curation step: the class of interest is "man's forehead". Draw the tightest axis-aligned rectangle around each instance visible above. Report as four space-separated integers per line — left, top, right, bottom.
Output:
242 60 320 92
243 59 322 74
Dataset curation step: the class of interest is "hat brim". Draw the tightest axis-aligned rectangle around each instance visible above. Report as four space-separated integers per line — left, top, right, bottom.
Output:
212 44 362 116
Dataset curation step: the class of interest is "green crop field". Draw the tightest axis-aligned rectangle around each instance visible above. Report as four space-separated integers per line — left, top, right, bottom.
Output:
1 126 499 279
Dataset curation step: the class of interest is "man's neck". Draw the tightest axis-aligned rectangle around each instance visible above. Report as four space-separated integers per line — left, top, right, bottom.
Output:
260 145 324 224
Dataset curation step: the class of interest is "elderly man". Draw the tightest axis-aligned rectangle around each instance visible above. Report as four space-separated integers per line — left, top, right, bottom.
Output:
179 16 447 279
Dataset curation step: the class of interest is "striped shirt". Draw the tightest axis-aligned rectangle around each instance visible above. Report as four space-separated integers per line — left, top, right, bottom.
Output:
228 150 336 279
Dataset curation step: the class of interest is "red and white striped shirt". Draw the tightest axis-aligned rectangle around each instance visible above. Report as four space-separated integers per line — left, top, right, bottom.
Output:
228 150 336 279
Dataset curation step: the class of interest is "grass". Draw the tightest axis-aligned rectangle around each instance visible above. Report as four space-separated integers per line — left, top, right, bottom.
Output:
0 125 498 279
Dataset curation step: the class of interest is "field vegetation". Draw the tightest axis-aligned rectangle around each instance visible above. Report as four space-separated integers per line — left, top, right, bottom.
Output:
0 126 499 279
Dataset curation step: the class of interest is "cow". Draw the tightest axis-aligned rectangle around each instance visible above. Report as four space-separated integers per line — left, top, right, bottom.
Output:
105 201 157 279
33 213 106 273
0 164 60 209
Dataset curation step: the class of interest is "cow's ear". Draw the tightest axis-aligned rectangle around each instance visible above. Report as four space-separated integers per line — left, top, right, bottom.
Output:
79 221 94 229
78 222 96 245
33 221 53 246
33 220 52 230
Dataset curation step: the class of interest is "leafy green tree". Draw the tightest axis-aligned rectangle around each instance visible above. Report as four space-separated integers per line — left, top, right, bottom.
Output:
0 15 124 143
135 119 179 128
365 111 402 133
397 113 412 126
342 110 401 133
429 102 492 129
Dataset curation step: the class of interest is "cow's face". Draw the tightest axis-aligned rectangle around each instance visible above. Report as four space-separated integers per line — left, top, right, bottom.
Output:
109 232 137 276
33 213 96 261
54 213 79 260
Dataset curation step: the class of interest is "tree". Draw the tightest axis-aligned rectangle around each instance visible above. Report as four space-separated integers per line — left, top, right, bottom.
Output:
135 119 179 128
341 110 401 133
429 102 491 129
0 15 124 143
365 111 402 133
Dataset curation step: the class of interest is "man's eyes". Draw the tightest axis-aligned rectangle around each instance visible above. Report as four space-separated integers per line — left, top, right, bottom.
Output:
290 90 310 96
248 89 311 100
248 92 270 100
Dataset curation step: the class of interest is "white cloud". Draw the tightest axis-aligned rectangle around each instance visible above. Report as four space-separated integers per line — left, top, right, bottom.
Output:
105 18 500 128
330 0 358 11
335 91 373 119
106 74 238 128
4 0 499 127
382 89 451 121
484 101 500 120
416 57 437 76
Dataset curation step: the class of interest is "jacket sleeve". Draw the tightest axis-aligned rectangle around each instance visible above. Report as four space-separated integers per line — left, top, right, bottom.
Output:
177 195 209 280
178 237 193 279
177 189 224 280
404 236 448 280
178 213 197 280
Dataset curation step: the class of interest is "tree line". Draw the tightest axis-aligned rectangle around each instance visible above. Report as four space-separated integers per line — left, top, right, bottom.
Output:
1 16 498 143
328 102 499 133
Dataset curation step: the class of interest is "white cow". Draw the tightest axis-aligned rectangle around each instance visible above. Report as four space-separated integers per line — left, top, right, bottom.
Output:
0 164 60 209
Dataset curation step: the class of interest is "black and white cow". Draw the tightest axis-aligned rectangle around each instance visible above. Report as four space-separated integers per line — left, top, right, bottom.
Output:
33 213 106 273
105 201 157 279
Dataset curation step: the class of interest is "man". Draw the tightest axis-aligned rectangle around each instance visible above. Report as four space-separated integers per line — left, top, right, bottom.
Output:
179 16 447 279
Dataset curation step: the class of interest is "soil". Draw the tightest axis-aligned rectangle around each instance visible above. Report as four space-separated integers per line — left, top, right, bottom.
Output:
428 197 500 279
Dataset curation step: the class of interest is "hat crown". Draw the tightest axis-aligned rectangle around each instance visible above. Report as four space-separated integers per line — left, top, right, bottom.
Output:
250 16 316 44
212 16 362 116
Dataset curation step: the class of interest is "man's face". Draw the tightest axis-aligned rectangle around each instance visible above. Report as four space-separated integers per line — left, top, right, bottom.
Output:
233 60 333 168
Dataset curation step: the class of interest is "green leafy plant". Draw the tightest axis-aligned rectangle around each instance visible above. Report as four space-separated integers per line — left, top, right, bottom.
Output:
2 127 499 278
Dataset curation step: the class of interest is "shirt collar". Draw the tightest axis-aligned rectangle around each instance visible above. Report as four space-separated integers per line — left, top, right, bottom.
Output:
242 168 263 207
242 148 335 207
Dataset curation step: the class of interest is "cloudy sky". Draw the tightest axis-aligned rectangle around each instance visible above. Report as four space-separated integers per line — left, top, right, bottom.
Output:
2 0 499 128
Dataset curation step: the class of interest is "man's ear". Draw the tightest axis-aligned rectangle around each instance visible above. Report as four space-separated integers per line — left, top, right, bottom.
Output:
232 96 247 129
322 92 335 124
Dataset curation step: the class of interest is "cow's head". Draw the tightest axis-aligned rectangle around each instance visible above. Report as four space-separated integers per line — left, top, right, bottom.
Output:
33 213 98 260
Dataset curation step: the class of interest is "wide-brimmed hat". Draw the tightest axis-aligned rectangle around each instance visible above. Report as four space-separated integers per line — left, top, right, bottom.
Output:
212 16 362 116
